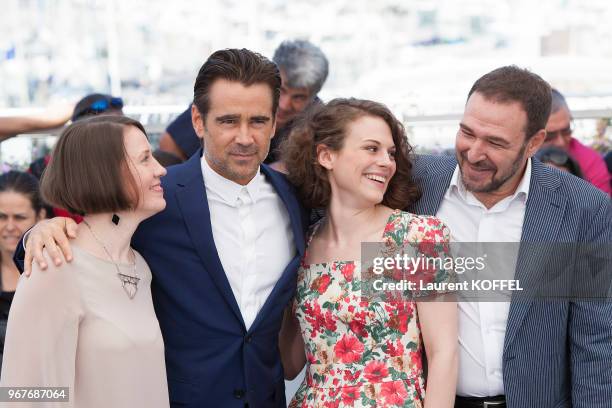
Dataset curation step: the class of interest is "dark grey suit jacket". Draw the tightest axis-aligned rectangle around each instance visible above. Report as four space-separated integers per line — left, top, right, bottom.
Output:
407 155 612 408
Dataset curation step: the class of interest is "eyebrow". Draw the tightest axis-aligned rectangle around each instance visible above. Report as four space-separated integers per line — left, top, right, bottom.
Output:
459 123 474 133
0 211 27 217
460 123 510 146
215 114 240 122
363 139 396 149
250 115 271 121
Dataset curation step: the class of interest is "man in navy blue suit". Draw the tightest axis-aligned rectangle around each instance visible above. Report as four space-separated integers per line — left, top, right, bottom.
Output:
18 49 307 408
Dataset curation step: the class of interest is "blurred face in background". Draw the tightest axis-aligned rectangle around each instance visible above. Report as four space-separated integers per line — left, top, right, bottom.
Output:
0 191 45 256
275 70 313 128
544 108 573 150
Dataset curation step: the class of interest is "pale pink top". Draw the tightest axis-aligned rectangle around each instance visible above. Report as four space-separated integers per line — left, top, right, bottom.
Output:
0 245 169 408
569 137 612 195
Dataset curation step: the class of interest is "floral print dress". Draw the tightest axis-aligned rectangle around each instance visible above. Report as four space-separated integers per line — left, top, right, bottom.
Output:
290 210 452 408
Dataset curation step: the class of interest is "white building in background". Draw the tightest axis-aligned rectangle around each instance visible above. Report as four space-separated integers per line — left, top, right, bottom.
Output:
1 0 612 165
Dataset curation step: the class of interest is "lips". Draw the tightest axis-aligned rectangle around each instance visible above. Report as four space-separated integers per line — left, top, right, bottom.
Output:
467 163 494 172
364 173 387 183
363 173 390 189
151 183 163 193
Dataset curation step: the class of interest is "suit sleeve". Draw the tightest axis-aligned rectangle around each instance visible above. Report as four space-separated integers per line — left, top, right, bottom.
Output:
12 232 28 274
0 260 84 408
569 197 612 407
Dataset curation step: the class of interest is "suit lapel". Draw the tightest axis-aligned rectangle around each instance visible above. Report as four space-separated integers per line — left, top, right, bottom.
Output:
174 151 246 328
261 165 306 257
248 165 306 333
504 162 567 352
174 157 305 333
409 155 456 215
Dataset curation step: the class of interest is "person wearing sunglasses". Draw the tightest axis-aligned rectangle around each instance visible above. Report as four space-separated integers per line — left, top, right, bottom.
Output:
71 93 124 122
543 89 611 195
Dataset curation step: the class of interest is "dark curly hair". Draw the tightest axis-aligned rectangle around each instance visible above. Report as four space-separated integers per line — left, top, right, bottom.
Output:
280 98 421 209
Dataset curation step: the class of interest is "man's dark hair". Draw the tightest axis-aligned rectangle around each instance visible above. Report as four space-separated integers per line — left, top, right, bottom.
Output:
193 48 281 121
468 65 552 139
41 115 146 215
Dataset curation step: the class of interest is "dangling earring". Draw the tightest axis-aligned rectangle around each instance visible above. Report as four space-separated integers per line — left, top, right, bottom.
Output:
112 214 120 225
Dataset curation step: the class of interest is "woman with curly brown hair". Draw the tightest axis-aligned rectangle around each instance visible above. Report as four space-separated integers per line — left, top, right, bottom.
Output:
279 98 457 408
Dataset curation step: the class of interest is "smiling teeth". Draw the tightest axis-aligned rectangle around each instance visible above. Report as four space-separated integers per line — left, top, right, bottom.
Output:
365 174 386 183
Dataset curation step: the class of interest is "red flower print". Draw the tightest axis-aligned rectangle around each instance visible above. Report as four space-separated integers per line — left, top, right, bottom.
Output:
328 387 340 398
305 302 337 337
311 274 332 294
323 400 340 408
411 351 423 372
387 312 408 334
307 352 316 364
364 361 389 382
381 381 409 405
341 263 355 282
341 386 360 405
427 217 440 226
334 334 365 364
343 369 362 383
385 339 405 357
349 317 368 338
418 241 437 257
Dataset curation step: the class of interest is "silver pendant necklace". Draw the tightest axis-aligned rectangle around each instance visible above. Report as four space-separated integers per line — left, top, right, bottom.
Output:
82 219 140 300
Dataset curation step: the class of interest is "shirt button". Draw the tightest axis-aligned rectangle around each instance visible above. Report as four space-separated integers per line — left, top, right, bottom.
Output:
245 335 253 343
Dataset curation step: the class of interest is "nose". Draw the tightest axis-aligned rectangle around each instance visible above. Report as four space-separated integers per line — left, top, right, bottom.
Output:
464 139 487 163
549 135 566 149
5 218 15 232
156 160 167 177
377 150 393 167
235 121 254 146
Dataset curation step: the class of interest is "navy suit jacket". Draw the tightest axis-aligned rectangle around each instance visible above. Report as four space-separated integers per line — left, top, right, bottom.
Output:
408 155 612 408
130 150 308 407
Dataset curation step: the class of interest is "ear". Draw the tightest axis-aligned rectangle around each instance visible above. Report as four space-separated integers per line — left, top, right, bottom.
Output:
191 104 206 141
269 117 277 140
526 129 546 157
316 144 335 170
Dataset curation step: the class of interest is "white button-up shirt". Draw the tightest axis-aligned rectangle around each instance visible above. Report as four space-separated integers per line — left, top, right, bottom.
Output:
201 157 295 330
436 159 531 397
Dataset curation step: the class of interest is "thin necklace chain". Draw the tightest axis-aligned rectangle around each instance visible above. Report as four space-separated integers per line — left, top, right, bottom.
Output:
82 219 139 287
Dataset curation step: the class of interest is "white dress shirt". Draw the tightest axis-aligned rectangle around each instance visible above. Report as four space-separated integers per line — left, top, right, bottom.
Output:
201 157 295 330
436 159 532 397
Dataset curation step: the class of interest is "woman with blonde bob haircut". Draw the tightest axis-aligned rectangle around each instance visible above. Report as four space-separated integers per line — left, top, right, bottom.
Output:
279 98 458 407
0 115 170 408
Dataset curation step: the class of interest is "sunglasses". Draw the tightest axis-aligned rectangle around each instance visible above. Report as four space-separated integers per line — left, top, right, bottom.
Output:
73 97 124 120
545 124 572 142
89 97 123 111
